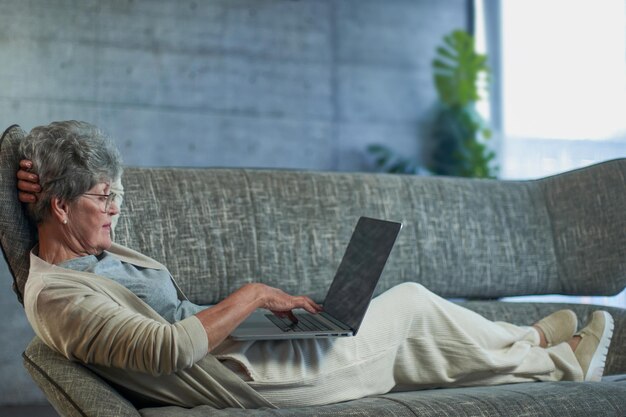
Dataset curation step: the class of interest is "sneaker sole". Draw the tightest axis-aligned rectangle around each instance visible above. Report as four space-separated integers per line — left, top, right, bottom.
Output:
585 311 614 382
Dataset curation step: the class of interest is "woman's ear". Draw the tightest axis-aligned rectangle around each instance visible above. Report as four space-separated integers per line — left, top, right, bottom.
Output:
50 197 70 225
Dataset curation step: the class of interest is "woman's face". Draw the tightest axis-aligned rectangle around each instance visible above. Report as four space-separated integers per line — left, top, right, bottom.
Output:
65 182 119 255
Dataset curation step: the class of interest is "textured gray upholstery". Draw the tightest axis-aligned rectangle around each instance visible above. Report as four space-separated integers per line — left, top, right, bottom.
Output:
1 124 624 416
23 338 140 417
541 162 626 295
140 381 626 417
0 125 37 304
111 163 625 305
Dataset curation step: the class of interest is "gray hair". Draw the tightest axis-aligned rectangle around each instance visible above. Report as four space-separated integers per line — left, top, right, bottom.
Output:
19 121 123 224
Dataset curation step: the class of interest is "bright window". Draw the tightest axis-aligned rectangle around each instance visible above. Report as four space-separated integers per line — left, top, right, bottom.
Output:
476 0 626 308
500 0 626 180
503 0 626 141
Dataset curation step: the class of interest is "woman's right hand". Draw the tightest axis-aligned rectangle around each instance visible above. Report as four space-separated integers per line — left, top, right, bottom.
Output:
257 284 323 323
196 283 322 352
17 159 41 203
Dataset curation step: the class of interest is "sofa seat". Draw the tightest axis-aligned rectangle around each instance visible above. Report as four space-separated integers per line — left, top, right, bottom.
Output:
23 301 626 417
140 381 626 417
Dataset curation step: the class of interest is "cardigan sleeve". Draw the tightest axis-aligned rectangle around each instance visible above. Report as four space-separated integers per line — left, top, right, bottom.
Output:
29 275 208 377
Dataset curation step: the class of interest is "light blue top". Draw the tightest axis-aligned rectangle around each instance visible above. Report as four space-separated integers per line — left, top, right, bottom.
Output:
59 252 205 323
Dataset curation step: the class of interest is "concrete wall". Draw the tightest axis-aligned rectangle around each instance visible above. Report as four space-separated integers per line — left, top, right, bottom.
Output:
0 0 468 405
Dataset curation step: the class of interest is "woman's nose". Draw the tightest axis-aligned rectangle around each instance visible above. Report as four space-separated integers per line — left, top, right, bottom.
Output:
108 200 120 215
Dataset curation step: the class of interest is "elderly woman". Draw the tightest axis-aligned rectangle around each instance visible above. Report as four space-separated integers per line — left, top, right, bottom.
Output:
17 121 614 409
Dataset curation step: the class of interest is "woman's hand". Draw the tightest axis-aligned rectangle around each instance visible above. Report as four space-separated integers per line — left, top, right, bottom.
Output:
195 283 322 352
258 284 322 323
17 159 41 203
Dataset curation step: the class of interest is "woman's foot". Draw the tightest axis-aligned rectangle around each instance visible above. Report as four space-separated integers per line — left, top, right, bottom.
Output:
533 309 578 347
571 311 614 382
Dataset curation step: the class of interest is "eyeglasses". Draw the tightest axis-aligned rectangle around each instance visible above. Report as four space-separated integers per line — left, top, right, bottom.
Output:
81 192 119 212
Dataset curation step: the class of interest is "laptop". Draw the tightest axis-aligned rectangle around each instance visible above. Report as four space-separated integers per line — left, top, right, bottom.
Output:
230 216 402 341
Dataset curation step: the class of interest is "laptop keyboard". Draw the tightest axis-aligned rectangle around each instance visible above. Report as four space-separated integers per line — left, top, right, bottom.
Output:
266 313 334 332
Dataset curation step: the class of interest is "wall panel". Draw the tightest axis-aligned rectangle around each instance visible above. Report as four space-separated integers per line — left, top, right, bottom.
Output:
0 0 468 405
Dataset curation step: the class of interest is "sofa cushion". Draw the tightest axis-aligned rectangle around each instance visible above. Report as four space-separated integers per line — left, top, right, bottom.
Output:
139 381 626 417
380 381 626 417
0 125 37 304
140 396 416 417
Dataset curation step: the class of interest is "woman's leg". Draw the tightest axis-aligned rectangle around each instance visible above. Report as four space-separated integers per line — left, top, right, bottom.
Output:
215 283 582 407
383 283 582 390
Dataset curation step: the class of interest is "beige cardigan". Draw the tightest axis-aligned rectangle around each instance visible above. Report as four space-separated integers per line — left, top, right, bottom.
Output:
24 242 274 409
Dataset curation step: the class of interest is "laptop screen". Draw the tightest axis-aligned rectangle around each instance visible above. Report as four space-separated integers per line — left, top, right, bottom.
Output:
322 217 402 334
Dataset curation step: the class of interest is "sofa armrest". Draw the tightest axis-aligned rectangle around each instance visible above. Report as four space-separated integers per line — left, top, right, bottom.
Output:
541 159 626 296
23 337 140 417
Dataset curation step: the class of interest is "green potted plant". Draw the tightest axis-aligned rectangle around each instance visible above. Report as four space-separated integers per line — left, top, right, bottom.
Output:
367 29 498 178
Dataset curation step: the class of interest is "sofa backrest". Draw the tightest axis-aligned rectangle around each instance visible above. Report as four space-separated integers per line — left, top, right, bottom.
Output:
112 162 625 304
2 124 625 305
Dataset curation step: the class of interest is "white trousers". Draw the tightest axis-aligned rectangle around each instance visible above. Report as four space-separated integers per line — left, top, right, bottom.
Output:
214 283 583 408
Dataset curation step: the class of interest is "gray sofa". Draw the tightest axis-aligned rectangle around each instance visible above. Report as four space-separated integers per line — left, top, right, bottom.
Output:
1 124 625 417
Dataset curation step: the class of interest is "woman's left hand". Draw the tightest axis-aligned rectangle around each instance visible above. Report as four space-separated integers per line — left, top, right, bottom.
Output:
17 159 41 203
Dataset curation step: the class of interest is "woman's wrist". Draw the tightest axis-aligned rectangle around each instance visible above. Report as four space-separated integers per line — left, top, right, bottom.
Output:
240 282 267 310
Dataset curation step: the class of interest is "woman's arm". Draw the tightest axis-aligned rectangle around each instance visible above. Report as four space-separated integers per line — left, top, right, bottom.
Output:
29 277 321 375
27 276 208 377
196 283 322 351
